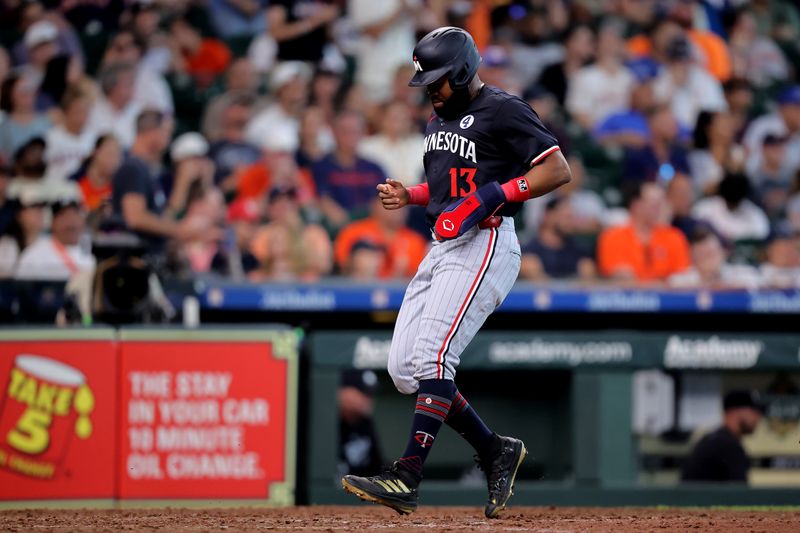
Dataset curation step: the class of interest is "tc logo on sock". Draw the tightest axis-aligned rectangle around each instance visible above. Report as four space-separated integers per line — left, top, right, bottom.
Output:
415 431 435 448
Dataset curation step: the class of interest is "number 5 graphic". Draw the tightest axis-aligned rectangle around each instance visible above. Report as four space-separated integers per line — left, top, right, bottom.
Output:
449 167 477 197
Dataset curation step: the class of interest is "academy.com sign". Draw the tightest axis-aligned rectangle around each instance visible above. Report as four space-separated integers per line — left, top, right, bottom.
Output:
488 339 633 366
663 335 762 368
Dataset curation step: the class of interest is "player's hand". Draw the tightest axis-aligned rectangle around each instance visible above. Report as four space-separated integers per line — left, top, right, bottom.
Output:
376 178 409 210
434 182 506 240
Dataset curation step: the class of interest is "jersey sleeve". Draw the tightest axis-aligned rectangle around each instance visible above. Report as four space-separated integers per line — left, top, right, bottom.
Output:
493 97 560 168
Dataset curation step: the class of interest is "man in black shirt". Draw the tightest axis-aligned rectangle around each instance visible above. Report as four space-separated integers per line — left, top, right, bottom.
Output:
681 389 765 483
267 0 339 63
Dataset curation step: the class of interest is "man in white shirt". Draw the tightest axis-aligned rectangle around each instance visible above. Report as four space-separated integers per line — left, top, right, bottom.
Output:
245 62 309 148
669 228 761 289
44 87 95 183
652 36 727 130
359 100 424 184
742 85 800 181
692 173 770 242
15 199 95 281
86 63 142 148
565 20 634 130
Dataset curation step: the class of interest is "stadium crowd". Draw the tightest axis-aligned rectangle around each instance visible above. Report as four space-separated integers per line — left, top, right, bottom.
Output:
0 0 799 289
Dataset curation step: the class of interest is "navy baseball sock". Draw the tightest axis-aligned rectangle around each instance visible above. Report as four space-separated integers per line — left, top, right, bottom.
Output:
445 389 496 457
397 379 456 483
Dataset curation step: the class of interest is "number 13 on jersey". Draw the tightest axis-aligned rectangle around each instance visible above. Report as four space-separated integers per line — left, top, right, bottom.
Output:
449 167 477 198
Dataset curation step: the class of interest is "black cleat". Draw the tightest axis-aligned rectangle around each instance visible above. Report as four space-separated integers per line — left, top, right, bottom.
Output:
477 435 527 518
341 462 420 515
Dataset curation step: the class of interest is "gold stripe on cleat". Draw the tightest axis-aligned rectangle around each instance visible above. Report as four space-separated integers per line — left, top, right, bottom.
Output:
341 478 415 516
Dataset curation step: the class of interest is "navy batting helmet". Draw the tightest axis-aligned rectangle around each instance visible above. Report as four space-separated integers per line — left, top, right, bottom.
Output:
408 27 481 89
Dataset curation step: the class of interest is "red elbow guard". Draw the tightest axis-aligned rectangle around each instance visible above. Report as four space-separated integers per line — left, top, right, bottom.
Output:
501 177 532 202
407 183 430 205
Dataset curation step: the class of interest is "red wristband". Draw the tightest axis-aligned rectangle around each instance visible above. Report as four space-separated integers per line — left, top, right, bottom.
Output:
407 183 430 205
501 177 532 202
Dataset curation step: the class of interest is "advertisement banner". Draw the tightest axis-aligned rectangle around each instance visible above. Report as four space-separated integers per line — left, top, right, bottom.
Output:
0 331 117 500
117 331 297 502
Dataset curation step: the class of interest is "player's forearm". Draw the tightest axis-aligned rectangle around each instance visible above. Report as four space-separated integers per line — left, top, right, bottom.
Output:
503 148 571 201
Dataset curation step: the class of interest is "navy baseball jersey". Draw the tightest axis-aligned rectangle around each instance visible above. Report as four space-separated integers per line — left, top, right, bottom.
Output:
423 85 560 226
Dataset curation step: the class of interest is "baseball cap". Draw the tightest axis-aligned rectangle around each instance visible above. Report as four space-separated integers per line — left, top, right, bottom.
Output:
261 125 299 153
665 36 691 61
340 369 379 396
626 57 660 83
723 389 765 413
269 61 310 93
777 85 800 106
51 199 81 217
267 185 298 203
25 20 59 49
763 133 789 146
170 132 208 162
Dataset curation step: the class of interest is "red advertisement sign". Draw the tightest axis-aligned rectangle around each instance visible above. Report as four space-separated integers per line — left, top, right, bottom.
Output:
118 341 289 499
0 340 117 499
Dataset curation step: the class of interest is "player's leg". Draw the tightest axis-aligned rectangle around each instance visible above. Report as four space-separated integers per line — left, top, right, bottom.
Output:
415 219 526 518
341 246 437 514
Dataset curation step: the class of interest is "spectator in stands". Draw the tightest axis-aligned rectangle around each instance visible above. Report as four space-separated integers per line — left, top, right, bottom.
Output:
652 34 727 130
345 240 388 281
593 58 657 149
359 100 424 186
77 134 121 214
0 73 51 162
622 105 690 184
0 190 46 278
206 95 261 189
743 85 800 183
520 197 596 282
15 199 95 281
728 8 790 89
234 124 317 209
101 29 174 115
182 184 227 274
598 181 691 282
339 368 384 477
211 198 261 281
44 87 94 183
201 58 261 142
129 0 170 75
209 0 268 39
169 16 232 89
536 24 594 108
19 20 60 86
682 389 763 484
669 228 760 289
788 173 800 232
309 68 342 124
86 63 141 149
688 110 744 195
759 229 800 288
297 105 335 169
693 173 770 242
723 78 754 141
748 134 792 193
245 61 310 148
266 0 339 63
313 111 387 228
667 173 704 240
249 186 332 281
566 19 634 131
334 197 427 279
167 132 216 216
36 54 85 113
350 0 417 104
112 110 215 249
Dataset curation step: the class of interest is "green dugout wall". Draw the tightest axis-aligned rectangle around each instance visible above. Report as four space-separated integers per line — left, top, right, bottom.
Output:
307 330 800 506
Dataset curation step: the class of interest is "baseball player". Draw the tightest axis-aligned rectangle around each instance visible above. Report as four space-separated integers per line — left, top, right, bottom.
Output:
342 27 572 518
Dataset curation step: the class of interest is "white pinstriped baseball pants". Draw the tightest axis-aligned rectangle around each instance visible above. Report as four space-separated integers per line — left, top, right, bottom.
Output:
388 217 521 394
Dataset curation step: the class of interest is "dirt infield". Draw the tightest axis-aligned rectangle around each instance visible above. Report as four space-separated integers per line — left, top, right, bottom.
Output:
1 506 799 532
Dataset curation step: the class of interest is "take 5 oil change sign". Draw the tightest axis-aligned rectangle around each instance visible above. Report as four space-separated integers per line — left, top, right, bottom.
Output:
0 331 117 500
117 331 297 503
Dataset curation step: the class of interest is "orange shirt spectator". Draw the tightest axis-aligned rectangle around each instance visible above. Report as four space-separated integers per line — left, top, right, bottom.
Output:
598 224 691 281
185 40 231 80
235 161 317 205
598 181 691 282
335 201 427 279
626 30 731 82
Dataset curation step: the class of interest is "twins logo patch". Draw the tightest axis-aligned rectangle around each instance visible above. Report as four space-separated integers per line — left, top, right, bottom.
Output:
415 431 435 448
460 115 475 129
516 178 528 192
